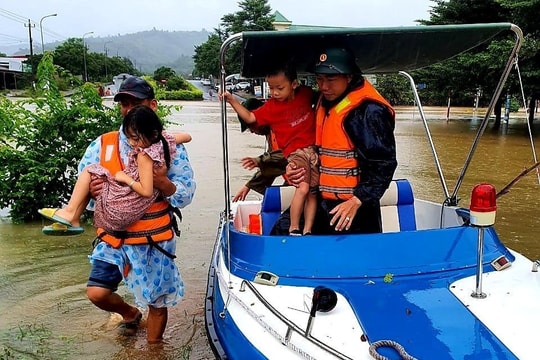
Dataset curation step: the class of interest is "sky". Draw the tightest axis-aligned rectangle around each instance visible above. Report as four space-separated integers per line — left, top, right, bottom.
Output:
0 0 434 49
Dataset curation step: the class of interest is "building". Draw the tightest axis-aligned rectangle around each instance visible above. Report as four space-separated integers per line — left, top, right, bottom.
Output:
0 56 28 90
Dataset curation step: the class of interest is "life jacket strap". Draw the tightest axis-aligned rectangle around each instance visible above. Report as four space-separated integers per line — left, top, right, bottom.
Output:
146 235 176 259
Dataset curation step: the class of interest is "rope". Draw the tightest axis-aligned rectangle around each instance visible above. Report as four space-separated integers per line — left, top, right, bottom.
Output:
369 340 418 360
514 58 540 185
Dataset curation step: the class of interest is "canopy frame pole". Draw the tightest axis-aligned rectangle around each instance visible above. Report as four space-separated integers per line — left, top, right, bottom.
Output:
450 24 523 204
219 33 242 220
399 71 450 201
219 33 243 306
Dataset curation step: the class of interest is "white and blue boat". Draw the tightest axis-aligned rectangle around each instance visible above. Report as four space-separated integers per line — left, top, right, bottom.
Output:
205 23 540 359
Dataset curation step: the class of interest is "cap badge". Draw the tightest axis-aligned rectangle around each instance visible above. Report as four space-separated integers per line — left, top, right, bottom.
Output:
319 53 327 62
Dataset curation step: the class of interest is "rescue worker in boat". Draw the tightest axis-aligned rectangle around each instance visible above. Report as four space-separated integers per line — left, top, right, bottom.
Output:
285 47 397 234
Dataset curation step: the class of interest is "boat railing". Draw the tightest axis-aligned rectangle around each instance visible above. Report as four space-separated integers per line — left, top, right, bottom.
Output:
237 279 353 360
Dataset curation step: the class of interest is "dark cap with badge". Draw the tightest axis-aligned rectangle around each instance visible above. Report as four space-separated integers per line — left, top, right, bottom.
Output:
113 76 155 101
313 47 361 75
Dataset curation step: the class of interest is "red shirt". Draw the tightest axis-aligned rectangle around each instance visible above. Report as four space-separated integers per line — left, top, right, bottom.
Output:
253 86 315 158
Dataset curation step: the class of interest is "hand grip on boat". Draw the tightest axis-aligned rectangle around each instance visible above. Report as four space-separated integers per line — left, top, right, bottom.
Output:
311 286 338 315
305 286 338 336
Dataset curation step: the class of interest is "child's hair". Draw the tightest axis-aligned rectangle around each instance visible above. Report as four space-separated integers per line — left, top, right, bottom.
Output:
266 60 297 83
122 105 172 169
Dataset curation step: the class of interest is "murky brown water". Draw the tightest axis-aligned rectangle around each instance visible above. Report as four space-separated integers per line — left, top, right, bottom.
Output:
1 100 539 359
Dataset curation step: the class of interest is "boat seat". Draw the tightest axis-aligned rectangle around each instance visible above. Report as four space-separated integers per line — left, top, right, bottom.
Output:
260 179 416 235
260 186 295 235
380 179 417 232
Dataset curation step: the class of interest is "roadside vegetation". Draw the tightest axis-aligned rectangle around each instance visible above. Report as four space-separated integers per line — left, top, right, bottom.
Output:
0 54 176 222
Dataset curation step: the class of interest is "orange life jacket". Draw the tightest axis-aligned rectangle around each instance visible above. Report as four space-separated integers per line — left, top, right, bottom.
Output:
268 130 279 152
95 131 176 249
315 81 395 200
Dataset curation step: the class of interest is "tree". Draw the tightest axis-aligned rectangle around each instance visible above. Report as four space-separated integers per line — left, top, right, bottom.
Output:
154 66 177 82
51 38 139 83
498 0 540 122
375 75 415 106
414 0 540 119
421 0 507 25
0 55 177 222
193 0 275 78
52 38 86 80
0 53 122 222
193 32 225 78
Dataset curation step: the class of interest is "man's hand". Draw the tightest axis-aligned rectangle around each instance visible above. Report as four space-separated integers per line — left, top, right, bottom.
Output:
329 196 362 232
285 162 305 187
153 166 176 197
89 175 105 199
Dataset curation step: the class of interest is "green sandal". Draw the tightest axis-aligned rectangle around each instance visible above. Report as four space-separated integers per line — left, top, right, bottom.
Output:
42 223 84 236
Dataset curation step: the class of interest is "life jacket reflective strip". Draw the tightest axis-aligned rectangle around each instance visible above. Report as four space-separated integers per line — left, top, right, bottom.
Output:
268 131 279 152
315 81 395 200
95 131 175 248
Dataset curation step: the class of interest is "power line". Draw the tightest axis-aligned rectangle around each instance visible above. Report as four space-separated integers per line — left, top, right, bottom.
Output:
0 8 27 25
0 33 26 41
0 7 65 42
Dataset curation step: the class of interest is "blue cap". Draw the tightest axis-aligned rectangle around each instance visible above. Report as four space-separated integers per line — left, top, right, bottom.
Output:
114 77 155 101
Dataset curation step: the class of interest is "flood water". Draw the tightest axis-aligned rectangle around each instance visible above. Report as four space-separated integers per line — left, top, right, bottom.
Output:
1 99 539 359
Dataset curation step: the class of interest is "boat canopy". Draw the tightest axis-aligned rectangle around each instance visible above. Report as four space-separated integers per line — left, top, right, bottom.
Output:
239 23 517 77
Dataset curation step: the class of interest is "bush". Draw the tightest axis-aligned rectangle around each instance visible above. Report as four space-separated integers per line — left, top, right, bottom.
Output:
161 89 203 100
0 53 123 222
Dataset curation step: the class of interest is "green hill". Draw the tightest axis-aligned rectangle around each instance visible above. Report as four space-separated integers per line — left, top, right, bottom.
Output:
2 29 211 76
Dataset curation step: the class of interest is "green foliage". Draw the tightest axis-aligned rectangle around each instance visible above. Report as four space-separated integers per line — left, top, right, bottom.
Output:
161 89 204 100
193 33 226 78
149 68 203 99
375 75 415 106
165 76 190 91
0 54 122 222
154 66 177 82
421 0 508 25
193 0 275 78
52 38 140 83
417 0 540 106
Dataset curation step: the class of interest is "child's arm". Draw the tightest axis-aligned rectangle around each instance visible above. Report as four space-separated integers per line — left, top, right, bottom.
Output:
240 157 260 170
173 132 192 144
220 91 257 124
115 152 155 197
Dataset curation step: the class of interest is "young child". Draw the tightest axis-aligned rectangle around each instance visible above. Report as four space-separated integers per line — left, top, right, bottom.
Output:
220 62 318 236
38 105 191 234
232 98 287 202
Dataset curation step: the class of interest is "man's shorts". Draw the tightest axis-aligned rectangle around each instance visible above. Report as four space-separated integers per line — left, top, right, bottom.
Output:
87 259 123 291
287 146 319 188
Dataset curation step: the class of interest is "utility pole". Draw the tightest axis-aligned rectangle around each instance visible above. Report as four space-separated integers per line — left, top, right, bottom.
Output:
104 41 112 80
82 31 94 82
24 19 36 74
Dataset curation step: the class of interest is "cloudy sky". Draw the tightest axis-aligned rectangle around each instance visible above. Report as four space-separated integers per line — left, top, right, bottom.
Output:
1 0 434 47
